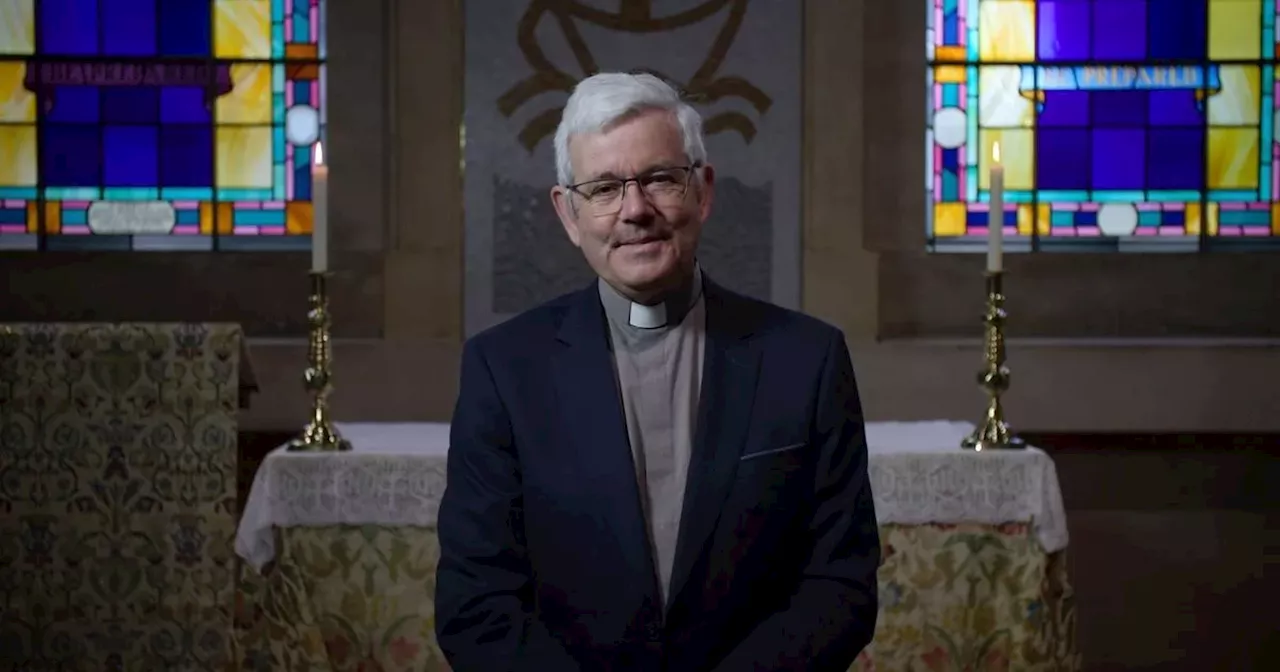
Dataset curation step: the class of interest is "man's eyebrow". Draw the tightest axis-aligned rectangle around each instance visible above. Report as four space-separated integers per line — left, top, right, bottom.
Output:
581 164 683 183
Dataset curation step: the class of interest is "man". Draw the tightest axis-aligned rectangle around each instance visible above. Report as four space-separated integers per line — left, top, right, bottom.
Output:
436 72 880 671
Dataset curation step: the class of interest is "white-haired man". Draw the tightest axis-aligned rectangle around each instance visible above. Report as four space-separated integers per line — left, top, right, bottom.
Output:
436 72 879 671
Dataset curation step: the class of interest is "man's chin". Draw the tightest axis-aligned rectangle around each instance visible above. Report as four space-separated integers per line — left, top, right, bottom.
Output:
608 259 682 295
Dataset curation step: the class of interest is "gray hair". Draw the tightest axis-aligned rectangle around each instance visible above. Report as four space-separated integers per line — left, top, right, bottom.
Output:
553 72 707 186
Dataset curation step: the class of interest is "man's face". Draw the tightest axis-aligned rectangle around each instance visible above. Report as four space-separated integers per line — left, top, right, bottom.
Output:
551 108 714 302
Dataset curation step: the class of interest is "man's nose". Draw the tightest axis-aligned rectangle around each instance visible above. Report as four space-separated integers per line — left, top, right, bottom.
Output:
619 181 655 222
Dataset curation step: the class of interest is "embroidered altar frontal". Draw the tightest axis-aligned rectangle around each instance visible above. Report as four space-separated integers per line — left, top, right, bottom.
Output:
231 422 1078 671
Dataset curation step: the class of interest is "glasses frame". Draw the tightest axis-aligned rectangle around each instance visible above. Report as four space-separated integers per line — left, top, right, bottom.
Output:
566 163 702 216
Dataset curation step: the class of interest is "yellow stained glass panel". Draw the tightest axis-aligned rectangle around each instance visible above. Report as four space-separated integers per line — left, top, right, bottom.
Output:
200 202 215 234
216 126 274 188
1034 204 1051 236
217 63 273 124
934 65 966 84
42 202 59 233
980 129 1034 191
214 0 271 59
0 0 34 55
1208 0 1262 61
0 123 37 186
0 61 34 122
933 203 967 236
1185 203 1203 235
286 201 313 234
1206 128 1259 190
1016 204 1033 236
978 0 1035 63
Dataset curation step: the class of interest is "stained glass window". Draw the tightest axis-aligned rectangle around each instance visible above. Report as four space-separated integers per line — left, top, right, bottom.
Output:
0 0 325 251
926 0 1279 252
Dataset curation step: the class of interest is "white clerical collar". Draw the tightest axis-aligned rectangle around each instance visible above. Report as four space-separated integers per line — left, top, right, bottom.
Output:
599 265 704 331
628 301 667 329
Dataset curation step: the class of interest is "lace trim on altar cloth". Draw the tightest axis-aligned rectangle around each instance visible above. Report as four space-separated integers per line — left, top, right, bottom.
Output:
235 422 1068 570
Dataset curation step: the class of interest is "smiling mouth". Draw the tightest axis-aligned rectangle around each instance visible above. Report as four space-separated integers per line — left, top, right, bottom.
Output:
616 236 666 248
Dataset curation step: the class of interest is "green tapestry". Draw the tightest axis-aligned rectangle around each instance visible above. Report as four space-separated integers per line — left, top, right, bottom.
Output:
0 323 243 671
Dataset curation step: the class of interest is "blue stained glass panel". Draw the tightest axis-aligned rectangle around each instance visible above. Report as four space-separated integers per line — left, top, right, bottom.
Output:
1148 0 1207 60
1038 2 1090 61
104 126 159 186
160 87 211 123
39 0 99 55
46 87 101 123
102 0 159 56
1037 129 1091 190
160 126 213 186
1091 91 1146 127
158 0 212 57
1038 91 1088 127
1149 90 1204 127
1091 129 1144 190
43 125 102 186
103 88 160 124
1092 1 1146 61
1147 129 1203 190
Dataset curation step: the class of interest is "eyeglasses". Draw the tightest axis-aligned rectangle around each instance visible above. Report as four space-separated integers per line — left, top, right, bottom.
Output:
567 164 699 217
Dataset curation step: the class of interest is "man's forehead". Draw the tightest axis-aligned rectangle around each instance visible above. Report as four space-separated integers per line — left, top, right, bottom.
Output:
569 145 686 182
569 111 684 173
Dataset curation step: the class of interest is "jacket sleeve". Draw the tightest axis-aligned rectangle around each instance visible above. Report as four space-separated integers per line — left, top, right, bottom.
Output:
434 338 533 671
711 329 881 671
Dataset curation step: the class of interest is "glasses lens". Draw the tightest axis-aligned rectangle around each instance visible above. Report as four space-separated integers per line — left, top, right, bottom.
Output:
576 167 693 216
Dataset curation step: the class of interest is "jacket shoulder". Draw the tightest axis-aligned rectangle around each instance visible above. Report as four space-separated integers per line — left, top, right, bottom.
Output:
714 283 844 346
463 288 581 359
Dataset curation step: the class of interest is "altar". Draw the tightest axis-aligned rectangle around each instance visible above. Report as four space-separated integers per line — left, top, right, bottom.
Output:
231 421 1078 671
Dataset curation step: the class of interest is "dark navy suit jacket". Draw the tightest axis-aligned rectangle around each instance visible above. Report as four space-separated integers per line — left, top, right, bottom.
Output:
435 278 880 671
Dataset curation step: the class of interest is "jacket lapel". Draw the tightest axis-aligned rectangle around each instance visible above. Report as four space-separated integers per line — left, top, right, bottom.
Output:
551 284 661 600
667 280 761 610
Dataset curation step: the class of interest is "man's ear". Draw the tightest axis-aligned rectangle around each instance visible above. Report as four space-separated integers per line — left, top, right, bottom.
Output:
551 185 582 248
695 163 716 222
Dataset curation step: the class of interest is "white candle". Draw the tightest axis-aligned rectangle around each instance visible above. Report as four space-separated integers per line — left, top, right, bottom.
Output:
988 141 1004 273
312 141 329 273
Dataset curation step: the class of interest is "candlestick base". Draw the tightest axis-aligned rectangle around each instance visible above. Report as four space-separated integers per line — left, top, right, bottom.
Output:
287 424 353 453
961 419 1026 452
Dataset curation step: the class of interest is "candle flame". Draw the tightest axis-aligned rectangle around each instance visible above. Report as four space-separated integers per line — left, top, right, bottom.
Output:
314 141 325 166
992 141 1001 164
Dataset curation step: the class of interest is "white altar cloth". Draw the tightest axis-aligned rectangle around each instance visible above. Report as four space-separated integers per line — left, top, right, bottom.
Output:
236 421 1069 570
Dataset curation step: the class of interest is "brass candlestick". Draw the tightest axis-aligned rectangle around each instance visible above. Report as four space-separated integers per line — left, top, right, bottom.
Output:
287 271 352 452
962 270 1025 451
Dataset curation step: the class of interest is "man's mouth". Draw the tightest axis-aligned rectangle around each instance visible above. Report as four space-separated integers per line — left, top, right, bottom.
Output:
616 235 666 248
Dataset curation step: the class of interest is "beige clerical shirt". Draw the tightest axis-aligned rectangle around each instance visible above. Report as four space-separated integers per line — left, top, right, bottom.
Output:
598 270 706 605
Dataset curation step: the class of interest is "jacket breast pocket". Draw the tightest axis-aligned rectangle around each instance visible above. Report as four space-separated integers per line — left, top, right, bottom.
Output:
733 441 809 501
727 441 811 556
739 441 806 463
